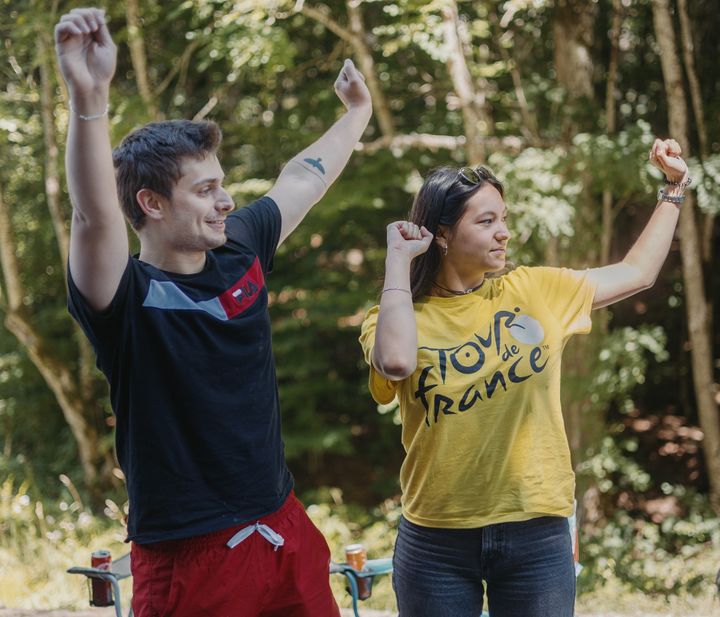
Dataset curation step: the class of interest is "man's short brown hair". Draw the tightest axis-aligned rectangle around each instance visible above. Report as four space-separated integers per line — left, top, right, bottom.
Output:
112 120 222 229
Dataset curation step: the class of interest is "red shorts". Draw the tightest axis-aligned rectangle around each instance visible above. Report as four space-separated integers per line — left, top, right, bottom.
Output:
130 492 341 617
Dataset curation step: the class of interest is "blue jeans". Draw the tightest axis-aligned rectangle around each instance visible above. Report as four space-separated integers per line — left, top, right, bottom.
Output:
392 515 575 617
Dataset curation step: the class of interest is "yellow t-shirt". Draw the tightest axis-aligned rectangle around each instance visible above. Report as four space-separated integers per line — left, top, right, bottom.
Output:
359 266 596 528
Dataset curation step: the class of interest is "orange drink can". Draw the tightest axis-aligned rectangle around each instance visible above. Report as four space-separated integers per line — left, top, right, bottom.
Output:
345 543 372 600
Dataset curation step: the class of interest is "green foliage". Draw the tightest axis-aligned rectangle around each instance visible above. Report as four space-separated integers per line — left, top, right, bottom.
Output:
572 121 659 198
578 416 719 597
578 436 652 496
573 318 720 598
0 0 719 607
589 325 669 416
578 488 720 597
690 154 720 216
489 147 579 247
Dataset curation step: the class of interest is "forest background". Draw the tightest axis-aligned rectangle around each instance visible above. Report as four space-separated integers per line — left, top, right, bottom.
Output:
0 0 719 612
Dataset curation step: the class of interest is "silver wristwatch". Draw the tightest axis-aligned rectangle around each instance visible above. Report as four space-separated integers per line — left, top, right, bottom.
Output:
657 187 685 205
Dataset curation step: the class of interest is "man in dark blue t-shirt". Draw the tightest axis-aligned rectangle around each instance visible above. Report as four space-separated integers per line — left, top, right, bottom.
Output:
55 7 372 616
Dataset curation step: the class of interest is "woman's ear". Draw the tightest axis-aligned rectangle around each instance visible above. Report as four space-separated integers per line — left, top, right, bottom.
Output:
434 225 448 252
136 189 165 221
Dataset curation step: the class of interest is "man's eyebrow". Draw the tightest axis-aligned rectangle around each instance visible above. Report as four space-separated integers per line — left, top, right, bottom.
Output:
191 175 224 186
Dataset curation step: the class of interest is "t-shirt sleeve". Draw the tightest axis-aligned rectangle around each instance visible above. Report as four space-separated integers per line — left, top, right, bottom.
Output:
531 266 597 338
67 257 133 371
358 305 399 405
225 196 281 274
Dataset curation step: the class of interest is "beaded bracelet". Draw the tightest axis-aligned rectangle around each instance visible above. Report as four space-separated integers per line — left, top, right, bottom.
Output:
70 103 110 121
664 175 692 189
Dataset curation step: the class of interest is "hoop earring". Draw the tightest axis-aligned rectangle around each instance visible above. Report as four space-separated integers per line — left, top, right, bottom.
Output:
442 244 448 256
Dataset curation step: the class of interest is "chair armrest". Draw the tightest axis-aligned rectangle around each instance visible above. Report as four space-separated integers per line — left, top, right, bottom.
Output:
67 566 119 583
68 552 131 581
363 558 393 577
329 557 393 578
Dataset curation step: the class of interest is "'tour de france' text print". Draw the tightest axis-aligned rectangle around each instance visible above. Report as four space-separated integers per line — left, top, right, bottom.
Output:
414 307 549 426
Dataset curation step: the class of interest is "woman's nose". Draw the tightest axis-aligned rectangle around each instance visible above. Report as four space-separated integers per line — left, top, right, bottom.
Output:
496 225 511 240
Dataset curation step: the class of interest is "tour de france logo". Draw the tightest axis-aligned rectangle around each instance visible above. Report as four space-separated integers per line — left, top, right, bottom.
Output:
415 307 548 426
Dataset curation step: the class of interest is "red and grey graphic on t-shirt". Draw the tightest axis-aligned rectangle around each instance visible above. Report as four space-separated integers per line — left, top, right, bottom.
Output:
142 257 265 321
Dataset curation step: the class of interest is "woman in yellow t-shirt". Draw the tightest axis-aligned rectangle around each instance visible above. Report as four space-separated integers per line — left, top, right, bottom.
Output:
359 138 689 617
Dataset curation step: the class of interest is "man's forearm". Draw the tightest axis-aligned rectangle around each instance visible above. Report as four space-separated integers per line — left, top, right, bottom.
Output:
291 105 371 186
282 105 371 195
66 88 123 224
269 103 372 243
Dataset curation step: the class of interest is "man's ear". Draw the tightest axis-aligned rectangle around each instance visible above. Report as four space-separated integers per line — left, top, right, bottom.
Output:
136 189 166 221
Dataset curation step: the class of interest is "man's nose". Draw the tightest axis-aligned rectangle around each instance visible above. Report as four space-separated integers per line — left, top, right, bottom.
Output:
216 189 235 212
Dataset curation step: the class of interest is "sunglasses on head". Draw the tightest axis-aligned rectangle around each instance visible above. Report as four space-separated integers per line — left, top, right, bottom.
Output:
457 165 495 186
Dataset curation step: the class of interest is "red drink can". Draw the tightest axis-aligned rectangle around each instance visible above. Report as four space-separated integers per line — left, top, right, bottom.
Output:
345 543 372 600
90 550 113 607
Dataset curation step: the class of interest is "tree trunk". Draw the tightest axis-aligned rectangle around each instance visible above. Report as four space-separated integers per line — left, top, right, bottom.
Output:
600 0 622 270
346 0 394 138
38 30 98 396
489 12 539 143
441 0 488 163
677 0 707 156
553 0 597 138
38 34 69 269
0 186 115 501
301 2 394 139
125 0 159 119
553 0 595 99
676 0 715 265
552 0 601 475
652 0 720 514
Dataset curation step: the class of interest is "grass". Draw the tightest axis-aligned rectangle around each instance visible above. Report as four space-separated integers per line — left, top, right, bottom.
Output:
576 579 719 616
0 478 130 610
2 479 718 615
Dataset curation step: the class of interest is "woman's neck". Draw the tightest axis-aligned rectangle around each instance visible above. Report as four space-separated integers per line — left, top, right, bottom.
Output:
432 269 486 297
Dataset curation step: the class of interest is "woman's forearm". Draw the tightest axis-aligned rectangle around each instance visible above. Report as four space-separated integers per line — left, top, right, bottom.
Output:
373 252 419 380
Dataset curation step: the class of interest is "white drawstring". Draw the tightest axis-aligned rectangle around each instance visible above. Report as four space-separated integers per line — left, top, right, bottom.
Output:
226 522 285 551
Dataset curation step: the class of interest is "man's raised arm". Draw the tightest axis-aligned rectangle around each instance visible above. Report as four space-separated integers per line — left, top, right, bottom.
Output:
266 59 372 245
55 8 128 311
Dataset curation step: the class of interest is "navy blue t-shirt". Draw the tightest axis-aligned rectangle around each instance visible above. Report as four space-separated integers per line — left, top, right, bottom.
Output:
68 197 294 544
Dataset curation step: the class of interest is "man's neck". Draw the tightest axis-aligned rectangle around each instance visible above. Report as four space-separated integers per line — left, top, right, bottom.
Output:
138 246 207 275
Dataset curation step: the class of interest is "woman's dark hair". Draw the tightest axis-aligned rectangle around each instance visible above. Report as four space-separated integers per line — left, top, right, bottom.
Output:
409 166 504 300
112 120 222 230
